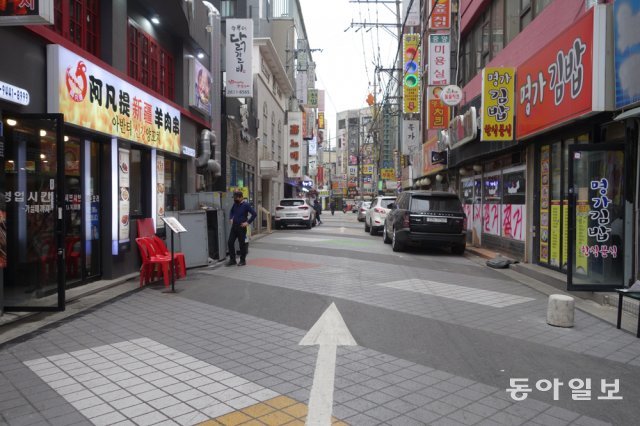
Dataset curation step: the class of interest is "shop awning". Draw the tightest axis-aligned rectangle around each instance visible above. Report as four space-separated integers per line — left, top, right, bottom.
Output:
614 106 640 121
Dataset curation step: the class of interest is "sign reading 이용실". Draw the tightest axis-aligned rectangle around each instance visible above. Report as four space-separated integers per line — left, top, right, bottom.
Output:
47 45 181 154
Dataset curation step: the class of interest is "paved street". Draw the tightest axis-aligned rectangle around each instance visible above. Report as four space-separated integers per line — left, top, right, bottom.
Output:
1 211 640 425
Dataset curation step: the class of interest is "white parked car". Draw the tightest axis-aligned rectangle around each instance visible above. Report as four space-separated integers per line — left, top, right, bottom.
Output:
274 198 316 229
364 196 397 235
356 201 371 222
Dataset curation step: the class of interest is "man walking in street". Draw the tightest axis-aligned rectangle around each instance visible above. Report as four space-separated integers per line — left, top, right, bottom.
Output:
227 190 257 266
313 199 323 225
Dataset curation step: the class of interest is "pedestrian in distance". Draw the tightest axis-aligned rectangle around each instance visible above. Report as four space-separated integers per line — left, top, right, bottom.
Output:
330 200 335 216
313 199 323 225
226 190 256 266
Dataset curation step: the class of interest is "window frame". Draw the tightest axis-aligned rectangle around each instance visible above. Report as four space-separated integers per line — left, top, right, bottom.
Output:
52 0 101 56
127 19 175 100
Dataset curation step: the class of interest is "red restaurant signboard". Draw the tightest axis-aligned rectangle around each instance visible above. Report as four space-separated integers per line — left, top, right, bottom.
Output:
516 9 594 139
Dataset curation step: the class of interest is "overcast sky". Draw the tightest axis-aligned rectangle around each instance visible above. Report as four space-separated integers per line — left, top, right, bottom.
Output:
298 0 400 148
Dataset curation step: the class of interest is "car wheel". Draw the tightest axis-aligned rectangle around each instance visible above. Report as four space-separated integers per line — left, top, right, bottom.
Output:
307 219 312 229
369 222 377 236
364 220 370 232
391 228 404 252
452 243 466 255
383 224 392 244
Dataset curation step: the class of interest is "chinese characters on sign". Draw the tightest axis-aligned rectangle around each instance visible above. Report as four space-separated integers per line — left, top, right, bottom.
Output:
47 45 181 154
287 112 302 179
581 178 618 259
481 67 515 141
225 19 253 98
516 9 594 138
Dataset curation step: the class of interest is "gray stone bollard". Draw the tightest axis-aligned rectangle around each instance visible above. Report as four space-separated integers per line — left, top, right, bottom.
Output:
547 294 575 328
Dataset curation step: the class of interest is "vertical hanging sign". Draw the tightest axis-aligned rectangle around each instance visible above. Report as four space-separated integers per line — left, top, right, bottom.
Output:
287 112 303 178
481 67 515 141
156 155 165 230
403 34 421 114
225 19 253 98
429 0 451 30
428 34 450 86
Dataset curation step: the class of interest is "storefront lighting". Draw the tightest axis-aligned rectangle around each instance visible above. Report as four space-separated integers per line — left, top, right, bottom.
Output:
6 119 17 126
64 136 69 142
197 51 205 59
40 154 46 159
472 165 482 172
459 168 468 176
39 130 47 137
436 174 443 182
151 16 160 25
424 178 431 185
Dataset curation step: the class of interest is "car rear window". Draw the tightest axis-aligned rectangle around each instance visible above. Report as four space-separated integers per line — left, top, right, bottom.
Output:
410 196 463 213
280 200 305 206
381 198 396 208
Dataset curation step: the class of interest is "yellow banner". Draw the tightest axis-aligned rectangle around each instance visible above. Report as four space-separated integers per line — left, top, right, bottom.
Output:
402 34 421 114
480 67 515 142
380 168 396 180
550 201 561 267
48 45 181 154
575 201 589 274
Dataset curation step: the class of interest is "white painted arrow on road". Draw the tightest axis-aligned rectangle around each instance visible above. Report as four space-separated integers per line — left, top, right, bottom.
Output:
300 303 357 426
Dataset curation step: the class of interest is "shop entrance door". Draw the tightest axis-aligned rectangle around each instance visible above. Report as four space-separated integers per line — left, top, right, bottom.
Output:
2 113 65 311
568 144 626 291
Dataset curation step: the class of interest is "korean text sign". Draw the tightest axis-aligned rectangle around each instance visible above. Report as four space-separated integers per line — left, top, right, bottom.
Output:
428 34 450 86
516 9 593 138
481 67 515 141
47 45 181 154
429 0 450 30
226 19 253 98
403 34 421 114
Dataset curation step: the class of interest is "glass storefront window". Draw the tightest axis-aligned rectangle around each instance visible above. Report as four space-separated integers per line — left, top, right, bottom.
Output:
3 115 63 309
164 157 183 212
483 173 501 236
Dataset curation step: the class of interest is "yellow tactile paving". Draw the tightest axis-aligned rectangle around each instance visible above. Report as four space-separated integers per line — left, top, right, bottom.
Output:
198 396 348 426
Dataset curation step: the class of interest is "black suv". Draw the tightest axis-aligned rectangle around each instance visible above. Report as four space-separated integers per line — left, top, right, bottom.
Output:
382 190 466 254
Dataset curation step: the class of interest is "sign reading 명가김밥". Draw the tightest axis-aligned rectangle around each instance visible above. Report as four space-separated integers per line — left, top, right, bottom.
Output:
481 67 515 141
47 45 181 154
226 19 253 98
516 9 594 139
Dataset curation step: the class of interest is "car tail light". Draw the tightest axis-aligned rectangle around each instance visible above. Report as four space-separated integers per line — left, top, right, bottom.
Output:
298 206 309 210
276 206 284 210
374 207 384 213
360 208 366 212
403 212 410 228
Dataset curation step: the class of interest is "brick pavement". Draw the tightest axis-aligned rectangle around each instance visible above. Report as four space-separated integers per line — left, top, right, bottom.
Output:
0 215 636 425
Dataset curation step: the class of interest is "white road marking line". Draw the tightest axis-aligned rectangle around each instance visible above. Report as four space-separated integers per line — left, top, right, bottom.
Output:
377 278 535 307
300 303 357 426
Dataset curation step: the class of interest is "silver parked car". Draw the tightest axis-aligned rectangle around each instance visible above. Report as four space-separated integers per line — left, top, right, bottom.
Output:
274 198 316 229
364 196 396 235
356 201 371 222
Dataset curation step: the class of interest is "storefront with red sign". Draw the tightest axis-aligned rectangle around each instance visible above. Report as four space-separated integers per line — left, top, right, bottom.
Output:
518 6 629 291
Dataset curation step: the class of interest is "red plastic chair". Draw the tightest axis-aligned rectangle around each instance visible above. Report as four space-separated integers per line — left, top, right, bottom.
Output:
137 218 155 238
65 236 81 278
150 235 186 278
135 237 171 287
